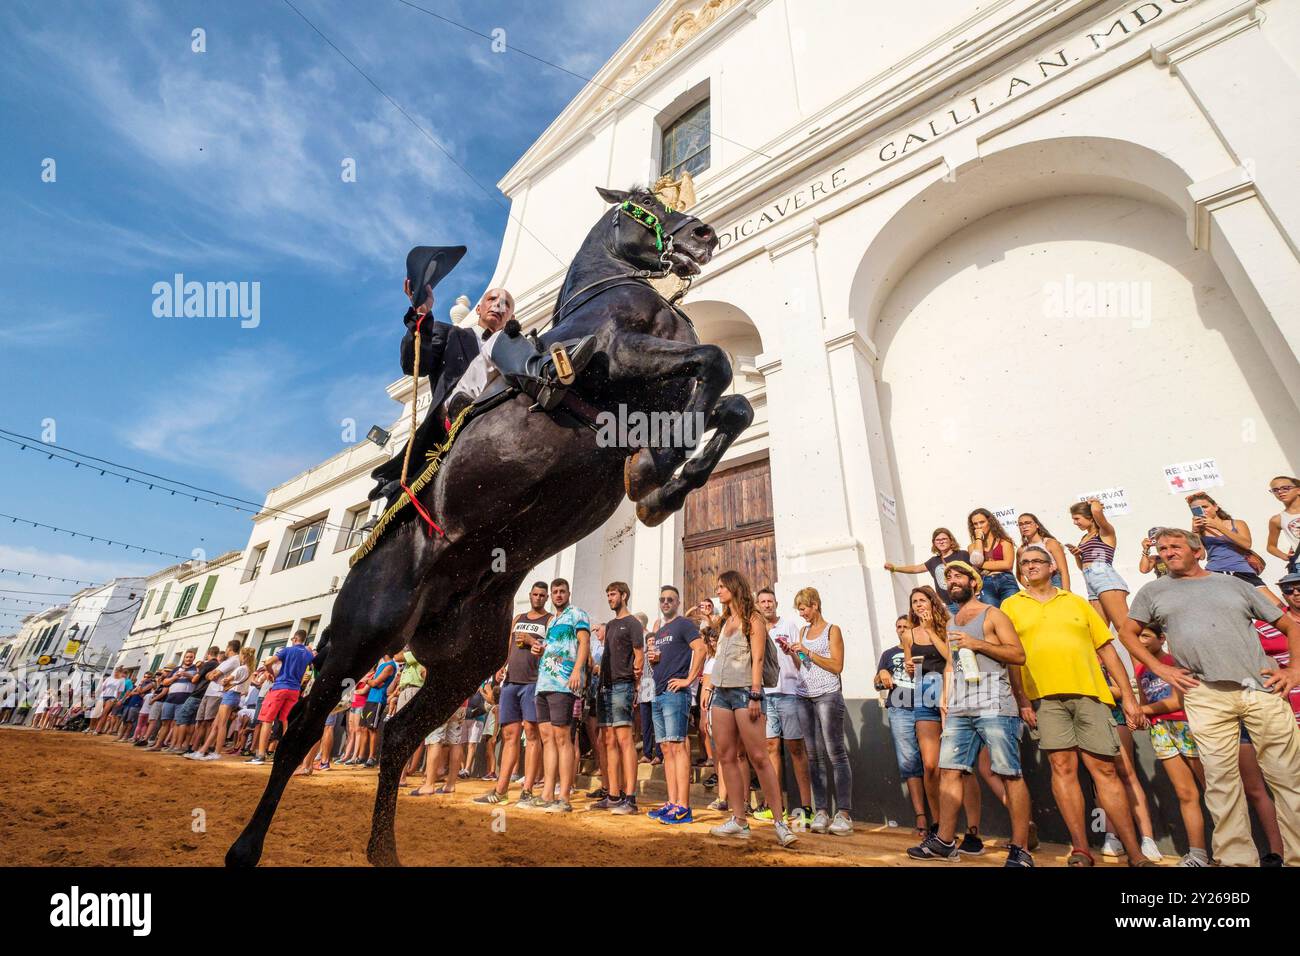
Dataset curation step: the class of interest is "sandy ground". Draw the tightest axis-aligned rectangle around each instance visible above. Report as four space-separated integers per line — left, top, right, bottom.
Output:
1 726 1124 867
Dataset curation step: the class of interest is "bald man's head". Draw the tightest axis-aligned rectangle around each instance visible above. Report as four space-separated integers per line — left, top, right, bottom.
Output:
476 288 515 333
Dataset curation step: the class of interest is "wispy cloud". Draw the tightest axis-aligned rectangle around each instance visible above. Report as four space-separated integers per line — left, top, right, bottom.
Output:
0 544 157 589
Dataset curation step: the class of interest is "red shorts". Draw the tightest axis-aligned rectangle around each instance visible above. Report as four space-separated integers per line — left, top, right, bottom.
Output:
259 688 300 724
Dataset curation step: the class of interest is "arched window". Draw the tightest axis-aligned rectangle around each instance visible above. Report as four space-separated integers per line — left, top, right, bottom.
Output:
660 99 710 180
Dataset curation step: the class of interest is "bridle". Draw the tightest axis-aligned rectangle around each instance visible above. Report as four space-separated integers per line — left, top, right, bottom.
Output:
550 199 705 327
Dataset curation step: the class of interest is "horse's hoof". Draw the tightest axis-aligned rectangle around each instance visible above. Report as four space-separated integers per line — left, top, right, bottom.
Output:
635 498 671 528
366 845 401 867
225 838 262 868
624 449 660 502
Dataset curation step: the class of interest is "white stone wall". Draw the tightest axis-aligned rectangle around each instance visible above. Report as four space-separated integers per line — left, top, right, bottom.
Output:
486 0 1300 697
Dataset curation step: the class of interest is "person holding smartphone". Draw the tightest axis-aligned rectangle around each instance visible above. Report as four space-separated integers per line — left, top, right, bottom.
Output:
707 570 796 847
1187 492 1282 607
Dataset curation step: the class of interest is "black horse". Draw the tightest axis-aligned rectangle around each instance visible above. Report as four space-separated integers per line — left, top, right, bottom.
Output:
225 186 752 867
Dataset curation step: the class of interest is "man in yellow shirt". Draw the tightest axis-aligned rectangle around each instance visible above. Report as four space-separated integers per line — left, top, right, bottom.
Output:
1001 543 1149 867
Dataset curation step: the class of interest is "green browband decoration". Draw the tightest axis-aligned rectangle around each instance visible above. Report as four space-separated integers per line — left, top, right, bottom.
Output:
620 199 672 251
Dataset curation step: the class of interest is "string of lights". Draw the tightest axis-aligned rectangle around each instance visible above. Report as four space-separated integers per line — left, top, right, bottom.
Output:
0 429 363 537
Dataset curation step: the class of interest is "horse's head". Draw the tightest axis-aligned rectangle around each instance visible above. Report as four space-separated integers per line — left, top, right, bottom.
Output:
595 186 718 278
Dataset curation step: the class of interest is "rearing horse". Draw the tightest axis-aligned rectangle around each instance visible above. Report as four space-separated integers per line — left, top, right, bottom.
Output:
225 186 751 866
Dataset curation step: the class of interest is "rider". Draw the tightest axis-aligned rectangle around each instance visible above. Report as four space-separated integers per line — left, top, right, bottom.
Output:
366 246 596 515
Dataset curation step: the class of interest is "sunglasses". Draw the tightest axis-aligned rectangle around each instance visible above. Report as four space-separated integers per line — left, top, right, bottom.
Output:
1282 585 1300 595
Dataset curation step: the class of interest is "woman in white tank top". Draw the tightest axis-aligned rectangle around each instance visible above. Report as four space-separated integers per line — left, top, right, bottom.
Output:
788 586 854 836
1267 475 1300 573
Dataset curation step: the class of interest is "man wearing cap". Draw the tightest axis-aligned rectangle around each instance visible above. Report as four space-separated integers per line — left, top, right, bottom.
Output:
1000 543 1148 867
367 249 597 514
907 560 1034 866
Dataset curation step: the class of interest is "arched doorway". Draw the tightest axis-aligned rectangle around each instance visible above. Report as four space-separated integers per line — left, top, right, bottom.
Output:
678 300 775 600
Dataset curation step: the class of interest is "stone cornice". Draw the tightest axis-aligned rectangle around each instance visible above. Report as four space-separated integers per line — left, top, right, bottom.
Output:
1188 166 1259 250
1151 0 1265 72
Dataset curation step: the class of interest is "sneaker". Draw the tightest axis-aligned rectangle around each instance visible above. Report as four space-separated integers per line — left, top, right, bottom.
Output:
363 759 377 769
544 800 573 813
245 756 266 765
1141 836 1164 863
516 794 545 810
829 811 853 836
707 799 728 812
907 831 960 862
788 807 808 829
710 817 751 840
473 791 508 805
609 797 637 815
1178 851 1210 867
1261 853 1283 867
457 769 470 779
702 774 718 789
752 805 774 821
184 751 203 760
1004 845 1035 868
646 803 673 820
810 810 830 833
511 774 524 784
1100 832 1125 858
200 752 221 761
774 820 798 848
661 805 694 825
590 795 615 811
586 786 607 800
958 827 984 856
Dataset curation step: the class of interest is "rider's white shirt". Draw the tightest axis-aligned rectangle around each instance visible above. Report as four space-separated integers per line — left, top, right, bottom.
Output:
449 325 501 407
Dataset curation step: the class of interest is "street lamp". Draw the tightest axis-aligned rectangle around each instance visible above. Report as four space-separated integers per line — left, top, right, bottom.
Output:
366 425 390 448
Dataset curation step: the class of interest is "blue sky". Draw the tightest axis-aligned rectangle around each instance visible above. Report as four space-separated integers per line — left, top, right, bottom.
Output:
0 0 656 610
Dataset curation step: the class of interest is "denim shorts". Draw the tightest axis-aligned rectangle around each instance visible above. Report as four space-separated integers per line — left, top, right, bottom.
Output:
978 571 1020 608
160 700 180 722
710 686 755 711
764 693 806 739
940 714 1023 777
175 695 202 726
913 671 943 723
886 706 923 779
1082 562 1129 600
221 690 242 708
652 689 691 742
597 680 635 727
498 681 538 726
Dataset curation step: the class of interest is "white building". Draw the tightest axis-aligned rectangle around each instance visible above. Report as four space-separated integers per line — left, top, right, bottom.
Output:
119 555 241 674
468 0 1300 833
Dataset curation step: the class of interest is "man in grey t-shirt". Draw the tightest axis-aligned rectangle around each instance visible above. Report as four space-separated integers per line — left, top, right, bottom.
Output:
1120 528 1300 866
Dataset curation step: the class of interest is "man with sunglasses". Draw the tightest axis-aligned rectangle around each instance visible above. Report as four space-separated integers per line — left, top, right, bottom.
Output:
999 543 1148 867
646 585 706 824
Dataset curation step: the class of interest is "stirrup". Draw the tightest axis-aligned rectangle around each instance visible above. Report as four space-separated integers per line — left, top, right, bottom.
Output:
550 343 575 385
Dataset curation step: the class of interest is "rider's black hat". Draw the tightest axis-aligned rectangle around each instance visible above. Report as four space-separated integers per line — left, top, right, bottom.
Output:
405 245 467 311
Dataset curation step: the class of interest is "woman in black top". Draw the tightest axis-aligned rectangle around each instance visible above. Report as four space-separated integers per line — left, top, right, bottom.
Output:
900 586 950 834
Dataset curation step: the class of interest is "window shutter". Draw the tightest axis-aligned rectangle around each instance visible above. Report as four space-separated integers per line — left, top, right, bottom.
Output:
157 582 172 616
196 575 218 612
141 589 155 617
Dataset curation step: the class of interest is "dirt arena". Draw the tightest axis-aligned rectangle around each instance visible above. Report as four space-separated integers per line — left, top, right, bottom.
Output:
2 726 1112 867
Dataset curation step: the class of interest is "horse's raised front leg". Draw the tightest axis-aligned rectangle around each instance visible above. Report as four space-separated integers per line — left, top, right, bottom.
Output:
635 393 753 526
606 332 733 502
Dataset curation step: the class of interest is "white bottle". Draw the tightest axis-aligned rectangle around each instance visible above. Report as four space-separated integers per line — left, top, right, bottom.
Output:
958 647 981 683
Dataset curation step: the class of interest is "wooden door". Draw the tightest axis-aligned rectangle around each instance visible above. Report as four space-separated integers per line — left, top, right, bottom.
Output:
682 458 776 605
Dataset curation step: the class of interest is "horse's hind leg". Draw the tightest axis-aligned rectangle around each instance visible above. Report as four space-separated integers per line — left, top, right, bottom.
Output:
366 676 471 866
